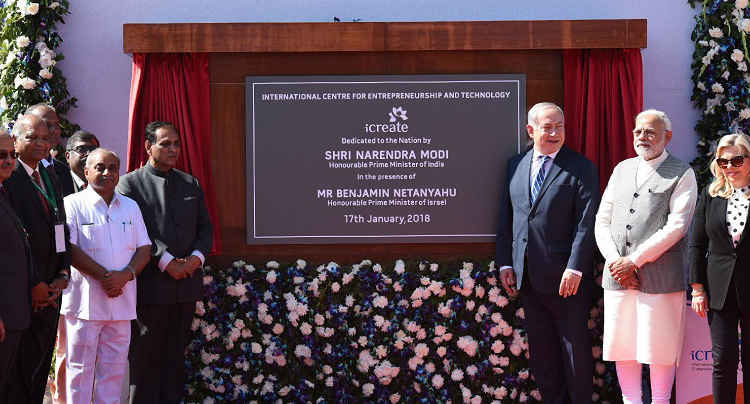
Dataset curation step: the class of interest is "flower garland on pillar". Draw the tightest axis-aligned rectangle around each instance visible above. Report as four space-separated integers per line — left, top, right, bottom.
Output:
0 0 78 134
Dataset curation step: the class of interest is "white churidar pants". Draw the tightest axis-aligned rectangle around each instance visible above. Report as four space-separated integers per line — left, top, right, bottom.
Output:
65 316 131 404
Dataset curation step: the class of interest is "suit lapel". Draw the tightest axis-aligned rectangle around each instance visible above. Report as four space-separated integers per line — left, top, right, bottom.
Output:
511 150 533 212
713 197 734 249
15 163 52 222
530 147 566 211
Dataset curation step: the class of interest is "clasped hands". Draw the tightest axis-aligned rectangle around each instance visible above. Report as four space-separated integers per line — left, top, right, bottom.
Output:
165 255 202 280
31 275 69 311
608 257 640 289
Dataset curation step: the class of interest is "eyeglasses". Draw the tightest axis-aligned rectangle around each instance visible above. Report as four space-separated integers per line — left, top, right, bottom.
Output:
632 128 661 139
0 150 18 160
537 124 564 134
716 155 748 169
69 145 97 155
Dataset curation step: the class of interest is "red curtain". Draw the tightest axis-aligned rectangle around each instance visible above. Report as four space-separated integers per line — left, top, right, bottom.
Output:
127 53 221 254
563 49 643 191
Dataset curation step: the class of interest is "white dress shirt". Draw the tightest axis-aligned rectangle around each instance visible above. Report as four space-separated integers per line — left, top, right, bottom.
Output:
595 151 698 268
63 188 151 321
18 157 46 192
501 149 582 277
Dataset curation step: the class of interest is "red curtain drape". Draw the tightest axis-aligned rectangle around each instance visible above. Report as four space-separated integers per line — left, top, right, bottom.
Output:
563 49 643 191
127 53 221 254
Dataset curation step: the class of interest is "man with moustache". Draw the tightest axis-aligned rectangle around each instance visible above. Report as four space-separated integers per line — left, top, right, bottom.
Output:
50 129 100 404
4 114 71 403
63 148 150 403
595 109 697 404
496 102 599 404
27 104 75 197
65 130 100 194
117 121 213 403
0 131 33 400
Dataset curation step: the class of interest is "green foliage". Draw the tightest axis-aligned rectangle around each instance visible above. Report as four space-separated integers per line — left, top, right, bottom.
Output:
0 0 78 136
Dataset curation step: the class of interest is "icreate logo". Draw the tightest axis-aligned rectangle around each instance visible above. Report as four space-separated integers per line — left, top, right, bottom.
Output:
389 106 408 122
364 106 409 134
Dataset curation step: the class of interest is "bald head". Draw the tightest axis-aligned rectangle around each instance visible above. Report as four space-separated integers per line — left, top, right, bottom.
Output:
84 148 119 170
84 148 120 203
26 103 61 146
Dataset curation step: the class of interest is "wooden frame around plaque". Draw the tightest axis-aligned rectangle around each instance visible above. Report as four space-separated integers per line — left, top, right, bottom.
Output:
123 20 646 266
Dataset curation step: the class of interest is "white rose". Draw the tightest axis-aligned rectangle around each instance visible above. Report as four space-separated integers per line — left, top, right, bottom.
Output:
712 82 725 93
15 36 30 48
740 108 750 120
697 82 707 91
739 0 749 9
0 97 7 110
14 76 36 90
39 54 55 69
733 49 745 63
39 68 53 80
26 2 39 15
740 61 749 72
742 19 750 33
50 1 60 8
709 27 724 38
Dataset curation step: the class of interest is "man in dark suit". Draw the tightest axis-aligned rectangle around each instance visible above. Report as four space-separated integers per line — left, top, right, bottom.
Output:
496 102 600 404
65 130 100 195
0 131 33 400
117 121 213 404
27 103 75 197
4 114 71 404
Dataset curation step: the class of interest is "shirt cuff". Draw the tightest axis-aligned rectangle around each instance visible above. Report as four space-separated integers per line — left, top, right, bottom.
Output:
499 265 513 271
191 250 206 266
629 253 646 269
564 268 583 278
158 251 175 272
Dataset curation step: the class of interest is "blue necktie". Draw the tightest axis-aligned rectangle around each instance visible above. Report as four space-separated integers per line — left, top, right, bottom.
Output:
531 155 550 204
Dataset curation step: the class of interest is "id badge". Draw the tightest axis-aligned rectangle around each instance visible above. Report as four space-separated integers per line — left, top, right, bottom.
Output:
54 223 66 253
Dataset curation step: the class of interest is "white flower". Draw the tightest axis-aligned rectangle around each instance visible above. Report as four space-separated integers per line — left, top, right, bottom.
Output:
709 27 724 38
266 270 277 284
733 49 745 63
697 82 707 91
331 282 340 293
431 374 444 388
723 70 731 80
50 1 60 8
742 19 750 33
362 383 375 397
738 0 749 8
296 258 306 269
14 76 36 90
25 2 39 15
15 36 30 48
294 344 312 358
266 260 280 269
394 259 405 274
39 52 56 69
0 97 7 110
740 108 750 120
740 61 748 72
373 294 388 308
712 82 725 93
451 368 464 381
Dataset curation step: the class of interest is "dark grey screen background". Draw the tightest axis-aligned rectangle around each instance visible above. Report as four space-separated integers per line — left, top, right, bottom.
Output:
246 75 526 244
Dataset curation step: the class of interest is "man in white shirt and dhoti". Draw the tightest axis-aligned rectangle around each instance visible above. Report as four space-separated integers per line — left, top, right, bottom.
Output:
62 148 151 403
595 109 698 404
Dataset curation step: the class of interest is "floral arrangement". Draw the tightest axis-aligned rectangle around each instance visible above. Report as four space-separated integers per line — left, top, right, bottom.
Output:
0 0 78 134
689 0 750 186
184 259 620 403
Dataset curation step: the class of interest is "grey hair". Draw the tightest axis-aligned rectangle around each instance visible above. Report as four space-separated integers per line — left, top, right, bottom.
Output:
85 148 120 169
636 109 672 132
11 114 39 138
25 103 56 115
527 102 564 126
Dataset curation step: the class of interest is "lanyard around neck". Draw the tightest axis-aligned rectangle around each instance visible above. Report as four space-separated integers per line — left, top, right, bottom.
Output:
29 168 59 213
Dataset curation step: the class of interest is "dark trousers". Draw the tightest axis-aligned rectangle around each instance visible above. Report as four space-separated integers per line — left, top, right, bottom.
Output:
0 329 23 400
707 279 750 404
129 302 195 404
5 305 60 404
521 280 593 404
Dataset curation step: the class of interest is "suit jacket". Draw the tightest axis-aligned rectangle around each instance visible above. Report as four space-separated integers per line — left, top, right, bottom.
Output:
689 188 750 311
496 146 600 294
0 194 32 331
4 162 71 286
117 164 214 305
48 157 75 197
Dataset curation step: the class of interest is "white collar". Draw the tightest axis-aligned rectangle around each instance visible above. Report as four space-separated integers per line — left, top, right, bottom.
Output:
18 158 39 177
532 149 560 162
638 150 669 168
71 171 86 188
81 186 120 208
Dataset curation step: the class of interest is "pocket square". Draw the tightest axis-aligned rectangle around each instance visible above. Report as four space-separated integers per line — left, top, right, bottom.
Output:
184 196 197 200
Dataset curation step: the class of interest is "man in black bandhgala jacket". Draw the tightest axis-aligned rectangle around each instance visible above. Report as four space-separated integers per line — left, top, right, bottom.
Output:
117 121 213 404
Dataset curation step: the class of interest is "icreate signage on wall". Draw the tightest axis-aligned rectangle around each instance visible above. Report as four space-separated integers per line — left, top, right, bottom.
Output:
246 74 526 244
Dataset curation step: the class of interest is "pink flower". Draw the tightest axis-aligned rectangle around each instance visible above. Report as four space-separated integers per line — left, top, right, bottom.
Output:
492 340 505 353
431 374 444 388
414 343 429 358
272 324 284 335
450 369 464 381
436 346 447 357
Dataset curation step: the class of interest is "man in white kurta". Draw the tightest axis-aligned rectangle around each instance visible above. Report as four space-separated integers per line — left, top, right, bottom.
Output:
595 110 698 404
62 149 151 404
